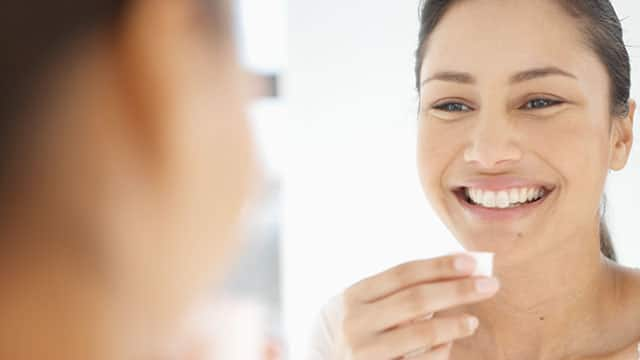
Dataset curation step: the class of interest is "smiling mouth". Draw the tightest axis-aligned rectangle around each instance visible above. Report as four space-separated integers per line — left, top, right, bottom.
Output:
454 186 554 209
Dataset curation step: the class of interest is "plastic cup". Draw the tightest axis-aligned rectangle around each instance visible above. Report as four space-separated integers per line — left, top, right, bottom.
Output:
467 252 494 276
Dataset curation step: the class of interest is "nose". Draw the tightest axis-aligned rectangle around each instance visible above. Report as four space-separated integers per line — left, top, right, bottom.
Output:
464 110 522 169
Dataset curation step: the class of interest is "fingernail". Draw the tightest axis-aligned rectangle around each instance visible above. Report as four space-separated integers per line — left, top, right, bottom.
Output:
466 316 479 331
475 278 499 293
454 255 476 272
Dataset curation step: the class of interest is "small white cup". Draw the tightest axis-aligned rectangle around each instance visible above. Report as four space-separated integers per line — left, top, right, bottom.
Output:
467 252 494 276
419 252 494 322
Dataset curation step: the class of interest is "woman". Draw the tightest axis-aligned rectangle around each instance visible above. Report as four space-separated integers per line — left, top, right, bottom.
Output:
308 0 638 359
1 1 256 359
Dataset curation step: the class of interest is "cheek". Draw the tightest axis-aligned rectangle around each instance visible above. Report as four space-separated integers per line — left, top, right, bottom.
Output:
521 114 610 208
417 120 466 199
187 58 254 220
162 64 255 299
197 94 254 267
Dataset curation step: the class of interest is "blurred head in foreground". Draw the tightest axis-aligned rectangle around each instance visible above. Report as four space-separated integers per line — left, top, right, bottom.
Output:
0 0 256 358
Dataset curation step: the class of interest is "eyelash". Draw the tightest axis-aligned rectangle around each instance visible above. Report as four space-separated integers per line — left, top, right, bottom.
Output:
522 98 563 110
432 98 564 112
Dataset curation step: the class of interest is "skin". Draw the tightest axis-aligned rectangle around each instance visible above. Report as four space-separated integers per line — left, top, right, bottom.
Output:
342 1 637 359
0 1 256 359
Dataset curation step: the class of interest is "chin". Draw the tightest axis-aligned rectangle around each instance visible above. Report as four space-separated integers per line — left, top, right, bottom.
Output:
453 227 535 257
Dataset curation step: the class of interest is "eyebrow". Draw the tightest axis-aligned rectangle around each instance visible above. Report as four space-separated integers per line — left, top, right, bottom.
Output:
420 66 578 88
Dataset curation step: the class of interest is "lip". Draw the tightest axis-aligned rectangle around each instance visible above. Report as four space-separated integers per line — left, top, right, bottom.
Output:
452 176 556 192
451 176 557 222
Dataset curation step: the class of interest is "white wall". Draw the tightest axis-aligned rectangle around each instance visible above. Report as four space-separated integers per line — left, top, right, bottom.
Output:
282 1 640 359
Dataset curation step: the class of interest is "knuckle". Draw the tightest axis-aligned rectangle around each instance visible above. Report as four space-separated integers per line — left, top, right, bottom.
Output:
456 317 472 334
345 277 374 304
342 312 360 339
342 310 373 346
456 279 475 298
438 255 456 273
404 287 429 314
344 279 375 305
343 286 359 305
414 322 438 347
391 262 416 284
350 340 382 360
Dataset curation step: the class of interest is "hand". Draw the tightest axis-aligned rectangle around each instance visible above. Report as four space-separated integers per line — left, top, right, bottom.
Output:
342 254 500 359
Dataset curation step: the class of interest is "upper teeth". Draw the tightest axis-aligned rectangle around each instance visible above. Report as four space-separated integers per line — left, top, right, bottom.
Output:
465 187 545 208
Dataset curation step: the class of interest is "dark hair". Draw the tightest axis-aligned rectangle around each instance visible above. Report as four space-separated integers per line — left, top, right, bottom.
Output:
0 1 129 190
415 0 631 262
0 1 227 197
1 1 126 107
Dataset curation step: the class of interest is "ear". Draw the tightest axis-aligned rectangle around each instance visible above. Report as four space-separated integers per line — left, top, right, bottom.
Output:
113 0 232 175
610 99 636 171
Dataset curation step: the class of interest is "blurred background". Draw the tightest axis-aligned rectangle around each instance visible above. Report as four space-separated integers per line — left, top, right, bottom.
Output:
224 0 640 359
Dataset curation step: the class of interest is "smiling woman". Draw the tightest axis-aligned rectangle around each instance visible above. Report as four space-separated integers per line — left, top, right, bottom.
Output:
306 0 639 359
415 0 632 264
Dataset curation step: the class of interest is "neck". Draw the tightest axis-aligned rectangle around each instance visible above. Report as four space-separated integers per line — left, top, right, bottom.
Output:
460 225 624 360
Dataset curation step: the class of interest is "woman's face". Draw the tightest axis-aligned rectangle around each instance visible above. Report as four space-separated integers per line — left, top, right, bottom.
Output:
417 0 625 261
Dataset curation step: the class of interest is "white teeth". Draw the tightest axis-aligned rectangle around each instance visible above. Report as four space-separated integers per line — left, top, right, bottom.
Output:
509 188 520 203
465 186 547 209
519 188 528 203
496 191 510 208
482 191 496 207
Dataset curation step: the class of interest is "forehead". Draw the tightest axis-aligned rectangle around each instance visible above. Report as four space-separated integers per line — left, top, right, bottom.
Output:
421 0 604 83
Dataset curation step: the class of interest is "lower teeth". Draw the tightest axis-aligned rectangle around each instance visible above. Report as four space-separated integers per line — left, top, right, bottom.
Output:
468 197 541 208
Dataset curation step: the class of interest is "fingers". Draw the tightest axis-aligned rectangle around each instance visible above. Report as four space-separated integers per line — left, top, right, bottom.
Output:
364 276 499 331
346 254 477 304
402 342 452 360
343 254 494 360
349 314 478 360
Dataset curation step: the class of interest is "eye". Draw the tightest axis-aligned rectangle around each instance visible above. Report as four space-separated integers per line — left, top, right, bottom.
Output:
432 102 473 112
522 98 563 110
